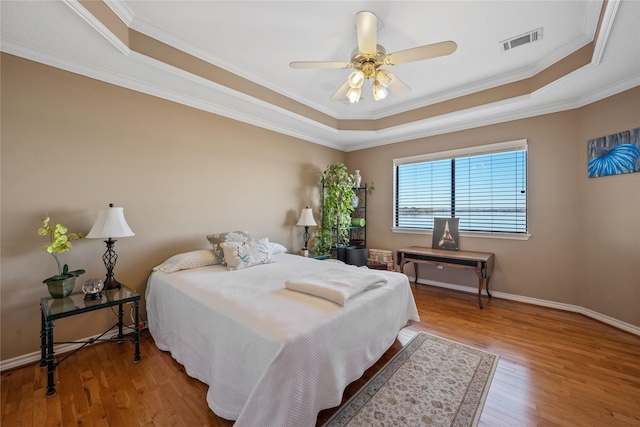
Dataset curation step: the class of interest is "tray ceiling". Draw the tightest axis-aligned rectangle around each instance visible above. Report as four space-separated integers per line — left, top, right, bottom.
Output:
2 1 639 151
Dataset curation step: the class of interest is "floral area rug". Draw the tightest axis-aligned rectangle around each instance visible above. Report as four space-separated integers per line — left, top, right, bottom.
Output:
323 332 499 427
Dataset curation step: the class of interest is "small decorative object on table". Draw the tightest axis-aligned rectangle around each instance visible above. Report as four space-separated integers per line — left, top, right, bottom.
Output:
38 216 86 299
368 248 394 271
82 278 104 300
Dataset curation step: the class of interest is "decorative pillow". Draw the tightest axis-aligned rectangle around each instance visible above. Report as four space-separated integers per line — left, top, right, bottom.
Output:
153 250 219 273
206 231 253 266
267 240 288 255
220 238 273 270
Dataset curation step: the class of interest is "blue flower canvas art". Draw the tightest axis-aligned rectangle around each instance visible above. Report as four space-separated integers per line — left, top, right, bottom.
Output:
587 127 640 178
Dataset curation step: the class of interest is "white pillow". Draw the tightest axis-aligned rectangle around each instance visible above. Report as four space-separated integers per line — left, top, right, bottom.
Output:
267 240 288 255
220 238 273 270
153 250 219 273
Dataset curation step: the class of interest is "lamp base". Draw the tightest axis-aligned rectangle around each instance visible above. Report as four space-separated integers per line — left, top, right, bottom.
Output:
101 238 123 290
103 276 123 290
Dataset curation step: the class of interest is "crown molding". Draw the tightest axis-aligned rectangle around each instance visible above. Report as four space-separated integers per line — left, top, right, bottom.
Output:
63 0 129 55
98 0 604 123
5 34 637 154
592 0 621 66
103 0 134 26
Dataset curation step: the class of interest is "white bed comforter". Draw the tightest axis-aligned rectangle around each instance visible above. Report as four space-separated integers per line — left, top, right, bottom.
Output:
145 254 420 427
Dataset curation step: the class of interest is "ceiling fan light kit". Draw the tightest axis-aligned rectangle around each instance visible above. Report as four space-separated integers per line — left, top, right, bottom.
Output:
348 70 365 88
290 10 457 104
372 80 388 101
347 87 362 103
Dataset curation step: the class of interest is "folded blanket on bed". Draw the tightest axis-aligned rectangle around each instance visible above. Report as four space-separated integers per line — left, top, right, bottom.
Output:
285 267 388 305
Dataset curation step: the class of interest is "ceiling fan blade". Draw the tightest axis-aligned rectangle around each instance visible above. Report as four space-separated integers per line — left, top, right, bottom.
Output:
386 41 457 65
387 73 411 95
289 61 352 69
329 80 351 101
289 61 351 69
356 11 377 55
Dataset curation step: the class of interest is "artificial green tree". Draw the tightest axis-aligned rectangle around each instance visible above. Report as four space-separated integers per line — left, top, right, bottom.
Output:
312 163 356 256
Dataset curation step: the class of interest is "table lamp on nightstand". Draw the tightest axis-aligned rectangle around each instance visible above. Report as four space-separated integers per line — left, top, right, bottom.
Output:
296 207 317 257
86 203 135 290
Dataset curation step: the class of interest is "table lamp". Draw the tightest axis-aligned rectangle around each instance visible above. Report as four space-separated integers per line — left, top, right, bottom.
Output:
86 203 135 290
296 207 317 257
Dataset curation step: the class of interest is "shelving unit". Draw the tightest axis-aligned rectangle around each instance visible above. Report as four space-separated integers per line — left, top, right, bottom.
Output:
319 185 368 265
349 186 367 247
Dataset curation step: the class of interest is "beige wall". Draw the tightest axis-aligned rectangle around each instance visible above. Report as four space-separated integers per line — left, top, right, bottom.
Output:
0 54 345 360
1 53 638 363
346 86 640 327
577 88 640 326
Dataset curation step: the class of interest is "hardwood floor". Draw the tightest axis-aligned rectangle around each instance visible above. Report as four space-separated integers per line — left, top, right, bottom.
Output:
3 284 640 426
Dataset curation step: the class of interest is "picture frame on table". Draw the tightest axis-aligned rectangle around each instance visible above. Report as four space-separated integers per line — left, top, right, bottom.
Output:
432 217 459 251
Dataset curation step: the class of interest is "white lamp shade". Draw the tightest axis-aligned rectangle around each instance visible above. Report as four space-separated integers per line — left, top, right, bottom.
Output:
296 208 317 227
86 206 135 239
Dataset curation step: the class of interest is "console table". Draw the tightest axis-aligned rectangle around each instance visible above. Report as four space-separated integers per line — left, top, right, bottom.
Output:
40 285 141 397
397 246 495 309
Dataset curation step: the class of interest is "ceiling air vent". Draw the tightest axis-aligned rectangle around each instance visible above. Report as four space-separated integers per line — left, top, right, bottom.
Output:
500 28 543 52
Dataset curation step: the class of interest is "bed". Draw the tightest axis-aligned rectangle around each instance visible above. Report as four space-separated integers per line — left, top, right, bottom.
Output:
146 252 419 427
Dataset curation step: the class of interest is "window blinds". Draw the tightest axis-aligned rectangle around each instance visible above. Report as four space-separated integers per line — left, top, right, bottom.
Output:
394 140 527 234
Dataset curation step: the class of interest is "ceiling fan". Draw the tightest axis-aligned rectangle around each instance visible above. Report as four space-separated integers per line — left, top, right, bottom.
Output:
289 10 457 103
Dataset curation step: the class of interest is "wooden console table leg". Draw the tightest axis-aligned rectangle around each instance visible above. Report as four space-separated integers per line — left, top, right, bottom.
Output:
475 270 485 309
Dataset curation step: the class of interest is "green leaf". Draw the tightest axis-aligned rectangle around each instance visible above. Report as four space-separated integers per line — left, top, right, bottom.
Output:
43 275 71 283
67 269 86 277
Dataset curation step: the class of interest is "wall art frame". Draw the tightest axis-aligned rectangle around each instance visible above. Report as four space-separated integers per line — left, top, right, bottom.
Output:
587 127 640 178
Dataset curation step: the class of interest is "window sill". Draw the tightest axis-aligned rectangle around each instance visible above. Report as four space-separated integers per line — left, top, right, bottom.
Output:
391 227 531 241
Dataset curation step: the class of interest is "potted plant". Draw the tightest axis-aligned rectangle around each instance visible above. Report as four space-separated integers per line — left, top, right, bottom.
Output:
312 163 355 259
38 216 86 298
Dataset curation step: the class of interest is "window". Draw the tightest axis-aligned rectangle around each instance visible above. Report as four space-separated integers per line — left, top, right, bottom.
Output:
394 140 527 235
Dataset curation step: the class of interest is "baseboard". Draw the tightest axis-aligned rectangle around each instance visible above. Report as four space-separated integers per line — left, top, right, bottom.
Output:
413 277 640 336
0 325 144 373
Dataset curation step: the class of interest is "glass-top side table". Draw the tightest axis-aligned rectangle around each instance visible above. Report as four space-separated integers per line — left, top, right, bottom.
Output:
40 285 141 397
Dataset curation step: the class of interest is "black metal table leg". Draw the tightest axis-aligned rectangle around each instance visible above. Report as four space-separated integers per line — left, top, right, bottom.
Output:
134 300 141 362
45 319 56 397
40 307 47 367
117 303 124 340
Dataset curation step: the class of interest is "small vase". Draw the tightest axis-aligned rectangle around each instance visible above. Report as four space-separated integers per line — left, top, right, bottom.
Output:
353 170 362 187
46 277 77 299
351 194 359 208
